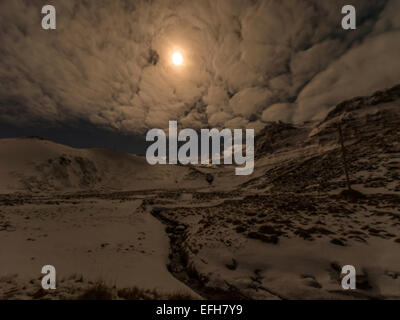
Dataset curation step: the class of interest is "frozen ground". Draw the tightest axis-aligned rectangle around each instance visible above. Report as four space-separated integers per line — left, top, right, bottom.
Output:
147 190 399 300
1 187 398 299
0 86 399 299
0 194 199 299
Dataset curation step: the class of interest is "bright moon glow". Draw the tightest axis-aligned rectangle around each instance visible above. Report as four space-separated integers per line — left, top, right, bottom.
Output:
172 52 183 66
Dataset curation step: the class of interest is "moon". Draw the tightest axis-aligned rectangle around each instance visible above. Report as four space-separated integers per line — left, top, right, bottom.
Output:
172 51 183 66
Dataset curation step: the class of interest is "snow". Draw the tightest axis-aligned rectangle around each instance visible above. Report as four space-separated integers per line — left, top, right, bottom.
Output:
0 198 199 297
0 91 399 300
0 138 209 194
195 237 400 299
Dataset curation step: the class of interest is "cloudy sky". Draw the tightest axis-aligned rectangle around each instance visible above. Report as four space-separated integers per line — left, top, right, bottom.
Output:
0 0 399 152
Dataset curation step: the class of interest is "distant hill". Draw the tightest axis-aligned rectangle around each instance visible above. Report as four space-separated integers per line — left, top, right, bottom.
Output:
247 84 400 194
0 138 210 193
1 84 399 195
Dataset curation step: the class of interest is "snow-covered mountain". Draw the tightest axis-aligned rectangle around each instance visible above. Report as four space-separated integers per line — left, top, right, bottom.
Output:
1 84 398 196
244 84 400 195
0 137 212 194
144 85 400 300
0 84 399 300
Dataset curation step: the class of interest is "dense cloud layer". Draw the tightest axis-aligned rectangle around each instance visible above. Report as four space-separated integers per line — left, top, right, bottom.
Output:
0 0 399 134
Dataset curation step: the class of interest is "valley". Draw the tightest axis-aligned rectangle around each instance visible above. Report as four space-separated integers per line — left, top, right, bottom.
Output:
0 85 399 300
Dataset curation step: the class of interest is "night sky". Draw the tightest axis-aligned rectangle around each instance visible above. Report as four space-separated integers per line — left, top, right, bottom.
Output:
0 0 399 153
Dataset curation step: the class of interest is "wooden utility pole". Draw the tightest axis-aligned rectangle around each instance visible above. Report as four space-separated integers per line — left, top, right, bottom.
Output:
338 123 352 191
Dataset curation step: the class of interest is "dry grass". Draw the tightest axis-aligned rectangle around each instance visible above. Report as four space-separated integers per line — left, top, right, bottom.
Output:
78 282 114 300
165 290 196 300
78 282 196 300
117 287 162 300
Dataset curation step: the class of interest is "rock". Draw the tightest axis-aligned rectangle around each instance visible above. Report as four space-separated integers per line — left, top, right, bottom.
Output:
385 270 399 280
357 274 373 290
340 189 366 201
294 228 313 241
307 227 334 235
330 238 346 246
303 278 322 289
258 224 283 235
175 225 186 232
166 226 174 233
31 288 48 299
150 207 164 215
225 259 238 271
206 174 214 185
235 226 246 233
247 232 279 244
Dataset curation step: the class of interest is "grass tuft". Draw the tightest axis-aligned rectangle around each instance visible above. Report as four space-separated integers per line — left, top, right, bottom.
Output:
78 282 114 300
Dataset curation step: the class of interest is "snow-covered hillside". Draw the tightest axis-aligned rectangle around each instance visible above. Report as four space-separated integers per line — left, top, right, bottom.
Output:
0 84 399 300
0 137 211 194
